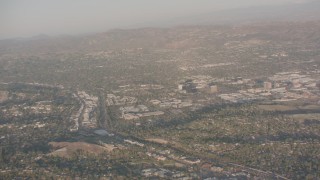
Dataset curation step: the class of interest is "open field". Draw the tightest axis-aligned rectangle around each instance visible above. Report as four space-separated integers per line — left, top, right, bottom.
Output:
49 142 115 158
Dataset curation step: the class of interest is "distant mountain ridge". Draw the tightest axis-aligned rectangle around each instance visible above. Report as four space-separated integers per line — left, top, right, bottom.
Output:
131 0 320 27
1 0 319 42
0 1 320 55
1 21 320 56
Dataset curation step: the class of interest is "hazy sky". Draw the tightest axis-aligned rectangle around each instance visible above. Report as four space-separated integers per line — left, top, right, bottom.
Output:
0 0 310 39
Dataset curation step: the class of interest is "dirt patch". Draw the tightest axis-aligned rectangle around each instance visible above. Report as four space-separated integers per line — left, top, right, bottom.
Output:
146 138 169 145
299 105 320 110
287 113 320 122
258 105 297 111
0 91 9 103
48 142 115 158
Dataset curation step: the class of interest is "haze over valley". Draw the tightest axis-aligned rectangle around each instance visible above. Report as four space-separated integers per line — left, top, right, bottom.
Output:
1 0 320 179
